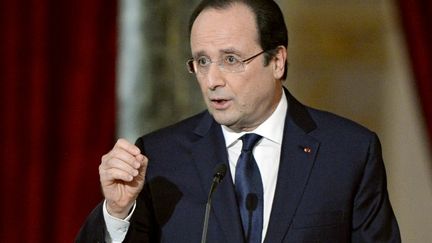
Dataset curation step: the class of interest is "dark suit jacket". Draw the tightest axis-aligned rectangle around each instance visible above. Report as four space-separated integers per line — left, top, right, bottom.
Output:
76 90 400 242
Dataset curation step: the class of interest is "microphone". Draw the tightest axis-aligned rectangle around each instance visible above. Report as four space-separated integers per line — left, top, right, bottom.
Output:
201 163 227 243
245 193 258 242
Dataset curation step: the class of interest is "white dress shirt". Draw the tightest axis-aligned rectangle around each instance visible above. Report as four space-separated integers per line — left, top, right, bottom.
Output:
103 90 288 243
103 200 135 242
221 90 287 242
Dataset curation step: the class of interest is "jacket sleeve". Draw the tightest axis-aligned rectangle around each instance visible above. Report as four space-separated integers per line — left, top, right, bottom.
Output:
75 202 106 243
351 133 401 242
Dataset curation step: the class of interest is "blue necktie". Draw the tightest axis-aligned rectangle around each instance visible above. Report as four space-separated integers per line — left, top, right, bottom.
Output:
235 133 264 243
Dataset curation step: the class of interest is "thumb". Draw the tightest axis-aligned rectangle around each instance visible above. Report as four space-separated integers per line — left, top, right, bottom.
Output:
136 154 148 179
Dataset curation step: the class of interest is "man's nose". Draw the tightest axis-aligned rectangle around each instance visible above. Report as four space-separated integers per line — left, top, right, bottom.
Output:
206 63 225 90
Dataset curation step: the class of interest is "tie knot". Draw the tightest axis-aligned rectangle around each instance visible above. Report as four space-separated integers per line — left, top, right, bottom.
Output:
241 133 262 152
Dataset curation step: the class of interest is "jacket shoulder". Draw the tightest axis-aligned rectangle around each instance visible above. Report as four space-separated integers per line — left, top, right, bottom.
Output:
135 110 212 151
309 107 375 135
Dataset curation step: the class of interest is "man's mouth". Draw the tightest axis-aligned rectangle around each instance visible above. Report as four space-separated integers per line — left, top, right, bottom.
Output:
212 98 226 104
210 98 231 109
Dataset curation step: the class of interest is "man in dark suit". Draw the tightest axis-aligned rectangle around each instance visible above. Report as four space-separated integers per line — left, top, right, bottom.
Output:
76 0 400 242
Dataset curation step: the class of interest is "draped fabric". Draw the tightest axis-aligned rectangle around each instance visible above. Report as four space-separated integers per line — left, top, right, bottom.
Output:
397 0 432 152
0 1 117 242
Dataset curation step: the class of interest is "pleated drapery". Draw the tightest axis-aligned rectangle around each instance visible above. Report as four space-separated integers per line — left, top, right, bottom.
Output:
0 1 117 242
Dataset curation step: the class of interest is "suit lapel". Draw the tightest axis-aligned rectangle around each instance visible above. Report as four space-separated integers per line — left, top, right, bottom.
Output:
264 90 320 242
189 90 319 242
190 113 245 243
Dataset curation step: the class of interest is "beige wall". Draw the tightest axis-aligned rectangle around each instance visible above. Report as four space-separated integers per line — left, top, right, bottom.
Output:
279 0 432 241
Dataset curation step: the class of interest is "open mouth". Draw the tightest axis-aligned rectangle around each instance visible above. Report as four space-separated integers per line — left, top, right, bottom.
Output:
212 99 227 104
210 98 230 109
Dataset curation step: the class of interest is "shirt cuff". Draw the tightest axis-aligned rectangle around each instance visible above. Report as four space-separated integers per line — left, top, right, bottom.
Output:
103 200 136 243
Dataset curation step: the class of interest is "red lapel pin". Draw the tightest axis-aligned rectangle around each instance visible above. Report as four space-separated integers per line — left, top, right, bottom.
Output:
303 147 312 153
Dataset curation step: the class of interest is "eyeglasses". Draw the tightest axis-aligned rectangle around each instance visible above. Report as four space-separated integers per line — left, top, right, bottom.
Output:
186 50 266 74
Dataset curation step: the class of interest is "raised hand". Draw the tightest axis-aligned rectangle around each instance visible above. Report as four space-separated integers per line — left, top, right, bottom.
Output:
99 138 148 219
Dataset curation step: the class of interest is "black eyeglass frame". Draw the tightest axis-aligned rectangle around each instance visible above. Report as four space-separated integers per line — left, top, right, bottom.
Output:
186 50 268 74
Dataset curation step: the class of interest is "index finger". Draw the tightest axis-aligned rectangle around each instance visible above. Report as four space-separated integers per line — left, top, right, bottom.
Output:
114 138 141 155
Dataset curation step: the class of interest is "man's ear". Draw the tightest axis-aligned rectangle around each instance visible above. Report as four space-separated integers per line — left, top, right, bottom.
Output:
272 45 287 80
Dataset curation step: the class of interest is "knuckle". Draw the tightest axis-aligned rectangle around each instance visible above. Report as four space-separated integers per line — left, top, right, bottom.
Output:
99 168 107 181
110 149 120 158
117 138 128 148
101 153 108 162
115 171 130 181
99 164 108 174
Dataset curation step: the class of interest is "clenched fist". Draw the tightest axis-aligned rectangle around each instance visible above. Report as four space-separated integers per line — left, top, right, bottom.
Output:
99 138 148 219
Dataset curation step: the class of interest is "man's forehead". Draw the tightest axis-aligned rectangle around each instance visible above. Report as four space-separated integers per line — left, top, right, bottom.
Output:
191 35 260 57
191 4 257 37
190 4 259 54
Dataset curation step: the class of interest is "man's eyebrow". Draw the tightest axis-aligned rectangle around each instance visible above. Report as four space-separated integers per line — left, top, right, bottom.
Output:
193 50 207 58
192 48 243 59
220 48 242 55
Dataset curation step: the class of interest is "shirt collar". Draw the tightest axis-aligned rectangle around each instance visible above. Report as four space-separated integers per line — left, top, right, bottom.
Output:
222 89 288 148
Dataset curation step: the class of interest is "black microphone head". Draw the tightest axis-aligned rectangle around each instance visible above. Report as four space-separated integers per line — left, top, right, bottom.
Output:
245 193 258 211
213 163 227 183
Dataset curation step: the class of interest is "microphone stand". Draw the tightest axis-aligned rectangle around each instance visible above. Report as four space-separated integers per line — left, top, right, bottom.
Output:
201 164 227 243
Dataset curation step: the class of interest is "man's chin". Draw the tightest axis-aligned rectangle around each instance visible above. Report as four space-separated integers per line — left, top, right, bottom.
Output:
211 112 236 127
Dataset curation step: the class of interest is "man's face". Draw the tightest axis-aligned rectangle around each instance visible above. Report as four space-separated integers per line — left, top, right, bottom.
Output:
190 3 284 132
